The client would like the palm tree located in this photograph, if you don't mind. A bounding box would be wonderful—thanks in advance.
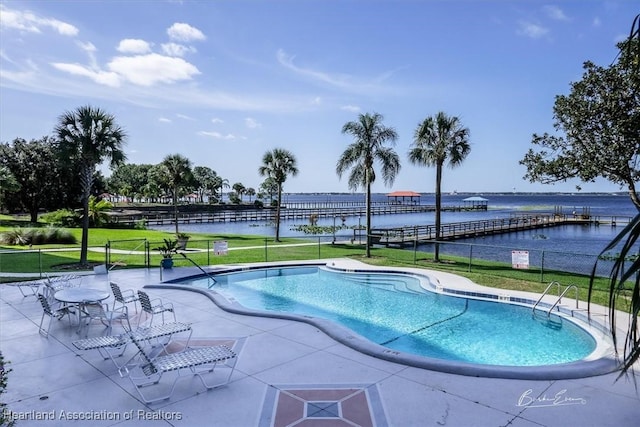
[87,195,113,227]
[56,105,126,266]
[212,175,230,203]
[408,111,470,262]
[258,148,298,241]
[232,182,246,202]
[160,154,193,235]
[337,112,400,257]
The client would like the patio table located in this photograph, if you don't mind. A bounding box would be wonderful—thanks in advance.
[55,288,110,330]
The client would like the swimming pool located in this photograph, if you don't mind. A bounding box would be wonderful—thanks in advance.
[176,264,615,379]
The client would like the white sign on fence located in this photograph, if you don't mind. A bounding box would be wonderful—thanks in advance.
[511,250,529,269]
[214,240,228,255]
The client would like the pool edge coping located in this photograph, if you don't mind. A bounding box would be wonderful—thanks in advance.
[147,259,622,380]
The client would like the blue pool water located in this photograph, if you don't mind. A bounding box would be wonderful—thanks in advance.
[184,266,597,367]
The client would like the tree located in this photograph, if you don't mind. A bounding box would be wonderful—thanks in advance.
[87,195,113,227]
[258,148,298,241]
[408,112,470,262]
[192,166,218,203]
[211,175,230,203]
[520,37,640,210]
[0,137,68,222]
[336,112,400,257]
[0,165,20,212]
[160,154,193,235]
[258,177,278,205]
[56,106,127,265]
[232,182,246,202]
[245,187,256,202]
[588,13,640,379]
[108,163,152,202]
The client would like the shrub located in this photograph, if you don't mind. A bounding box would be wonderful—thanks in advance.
[39,209,80,227]
[0,351,15,427]
[0,227,76,245]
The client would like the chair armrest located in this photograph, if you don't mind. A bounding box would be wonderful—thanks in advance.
[121,288,137,298]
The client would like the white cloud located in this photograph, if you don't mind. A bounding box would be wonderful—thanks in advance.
[107,53,200,86]
[161,42,196,57]
[177,113,195,120]
[0,5,79,36]
[158,117,172,123]
[244,117,261,129]
[51,62,120,87]
[341,105,360,113]
[211,118,224,123]
[592,17,601,27]
[117,39,152,54]
[197,131,236,140]
[517,21,549,39]
[277,49,350,88]
[543,5,569,21]
[167,23,205,42]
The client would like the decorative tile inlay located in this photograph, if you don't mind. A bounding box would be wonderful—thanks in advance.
[306,401,340,418]
[260,384,388,427]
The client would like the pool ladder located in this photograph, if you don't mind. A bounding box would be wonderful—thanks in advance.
[532,281,579,318]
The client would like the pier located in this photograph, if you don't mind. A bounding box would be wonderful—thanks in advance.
[110,202,487,226]
[369,214,632,247]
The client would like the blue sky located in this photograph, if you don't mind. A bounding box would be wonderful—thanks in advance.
[0,1,636,194]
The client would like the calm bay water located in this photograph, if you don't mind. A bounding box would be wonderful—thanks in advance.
[153,193,638,256]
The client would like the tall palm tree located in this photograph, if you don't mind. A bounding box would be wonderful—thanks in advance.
[258,148,298,241]
[212,175,230,203]
[160,154,193,235]
[408,111,470,262]
[337,112,400,257]
[56,105,127,266]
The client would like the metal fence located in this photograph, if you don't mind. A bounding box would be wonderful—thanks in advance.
[0,235,616,283]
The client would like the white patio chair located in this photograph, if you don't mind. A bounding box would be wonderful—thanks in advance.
[36,293,73,337]
[137,290,176,327]
[119,330,236,403]
[110,282,139,313]
[79,301,131,337]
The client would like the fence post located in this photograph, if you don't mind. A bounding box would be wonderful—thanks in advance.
[264,238,268,262]
[145,240,150,268]
[105,242,110,267]
[413,237,417,264]
[207,240,210,266]
[468,245,473,272]
[540,250,545,283]
[39,249,43,277]
[318,237,321,259]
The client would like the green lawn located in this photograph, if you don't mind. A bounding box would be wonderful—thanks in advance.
[0,223,627,310]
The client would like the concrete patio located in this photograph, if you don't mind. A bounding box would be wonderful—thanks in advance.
[1,259,639,426]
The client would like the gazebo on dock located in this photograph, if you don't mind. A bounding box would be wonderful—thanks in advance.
[462,196,488,210]
[387,190,421,205]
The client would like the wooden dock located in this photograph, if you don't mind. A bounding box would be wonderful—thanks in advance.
[369,214,631,247]
[110,202,487,226]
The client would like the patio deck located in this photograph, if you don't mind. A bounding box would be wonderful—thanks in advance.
[1,259,638,426]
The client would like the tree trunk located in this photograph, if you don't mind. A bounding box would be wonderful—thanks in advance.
[173,186,179,235]
[366,181,372,258]
[79,164,93,266]
[275,185,282,241]
[434,162,443,262]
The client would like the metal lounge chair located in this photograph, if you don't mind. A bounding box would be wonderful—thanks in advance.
[79,301,131,337]
[72,322,192,369]
[110,282,139,313]
[120,330,236,404]
[36,293,73,337]
[137,290,176,327]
